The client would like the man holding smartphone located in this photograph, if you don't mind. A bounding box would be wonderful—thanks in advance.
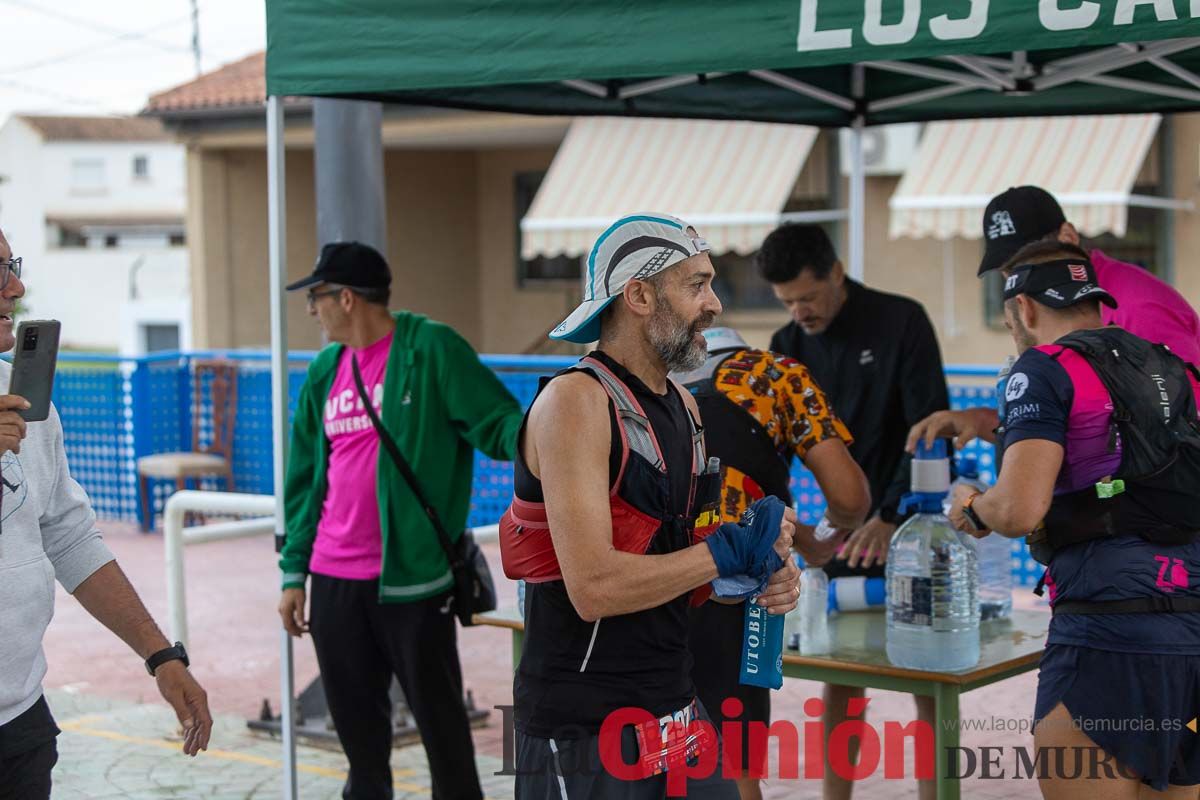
[0,227,212,800]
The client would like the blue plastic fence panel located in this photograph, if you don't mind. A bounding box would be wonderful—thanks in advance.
[52,351,1038,586]
[51,361,139,521]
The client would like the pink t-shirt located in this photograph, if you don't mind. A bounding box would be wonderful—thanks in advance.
[1093,249,1200,366]
[309,331,394,580]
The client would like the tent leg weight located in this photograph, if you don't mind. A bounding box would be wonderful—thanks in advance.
[248,676,490,749]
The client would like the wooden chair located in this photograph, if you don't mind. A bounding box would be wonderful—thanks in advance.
[137,360,238,531]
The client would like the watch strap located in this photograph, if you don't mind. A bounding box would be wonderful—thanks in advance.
[962,493,988,533]
[146,642,189,676]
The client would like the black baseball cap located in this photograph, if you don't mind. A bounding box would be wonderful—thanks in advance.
[978,186,1067,276]
[1002,258,1118,310]
[285,241,391,291]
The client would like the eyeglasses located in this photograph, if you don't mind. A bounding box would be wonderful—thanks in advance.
[305,287,343,308]
[0,257,21,291]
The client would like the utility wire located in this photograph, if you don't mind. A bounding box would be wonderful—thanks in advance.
[0,15,193,75]
[0,0,191,55]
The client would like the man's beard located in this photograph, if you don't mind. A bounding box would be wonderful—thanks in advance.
[1011,314,1037,354]
[648,302,714,373]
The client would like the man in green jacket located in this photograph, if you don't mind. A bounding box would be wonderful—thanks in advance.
[276,241,522,800]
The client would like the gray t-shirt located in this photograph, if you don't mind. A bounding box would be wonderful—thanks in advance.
[0,360,114,726]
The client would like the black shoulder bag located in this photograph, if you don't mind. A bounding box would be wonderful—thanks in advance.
[351,355,496,626]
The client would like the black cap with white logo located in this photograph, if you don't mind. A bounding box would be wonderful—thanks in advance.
[978,186,1067,277]
[286,241,392,291]
[1002,258,1118,310]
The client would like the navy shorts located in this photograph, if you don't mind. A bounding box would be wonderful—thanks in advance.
[1034,644,1200,791]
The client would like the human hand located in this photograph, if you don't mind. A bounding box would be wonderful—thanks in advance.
[154,660,212,756]
[839,516,896,569]
[793,519,846,567]
[278,588,308,637]
[905,407,998,453]
[755,554,801,615]
[0,394,29,455]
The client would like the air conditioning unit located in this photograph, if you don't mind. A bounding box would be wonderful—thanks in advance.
[839,123,922,176]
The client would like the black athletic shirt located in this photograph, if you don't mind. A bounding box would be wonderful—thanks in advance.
[769,279,949,523]
[512,350,699,738]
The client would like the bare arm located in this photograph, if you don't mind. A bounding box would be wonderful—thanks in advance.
[948,439,1063,537]
[72,561,212,755]
[803,438,870,530]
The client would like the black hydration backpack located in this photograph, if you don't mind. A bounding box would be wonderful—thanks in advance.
[1029,327,1200,566]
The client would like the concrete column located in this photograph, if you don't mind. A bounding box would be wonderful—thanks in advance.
[313,98,387,252]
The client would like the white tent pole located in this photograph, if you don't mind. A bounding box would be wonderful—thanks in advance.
[266,93,298,800]
[848,65,865,282]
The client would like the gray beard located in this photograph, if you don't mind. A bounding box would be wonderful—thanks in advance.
[649,307,709,373]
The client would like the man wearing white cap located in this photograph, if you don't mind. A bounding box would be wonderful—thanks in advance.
[499,214,805,796]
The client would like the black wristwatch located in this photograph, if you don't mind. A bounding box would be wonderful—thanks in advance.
[145,642,189,676]
[961,493,989,533]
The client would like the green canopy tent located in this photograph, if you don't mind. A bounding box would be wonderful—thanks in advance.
[260,2,1200,794]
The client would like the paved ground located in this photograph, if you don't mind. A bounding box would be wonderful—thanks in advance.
[41,520,1056,798]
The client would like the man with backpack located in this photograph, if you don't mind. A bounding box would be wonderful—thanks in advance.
[945,240,1200,797]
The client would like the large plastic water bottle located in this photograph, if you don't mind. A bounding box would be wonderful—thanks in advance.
[886,440,980,671]
[946,457,1012,621]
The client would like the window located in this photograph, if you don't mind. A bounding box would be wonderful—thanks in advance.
[981,203,1165,329]
[144,324,180,353]
[132,155,150,181]
[710,252,779,311]
[514,171,583,284]
[57,227,87,248]
[70,158,106,193]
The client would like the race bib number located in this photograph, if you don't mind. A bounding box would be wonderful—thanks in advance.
[632,698,715,776]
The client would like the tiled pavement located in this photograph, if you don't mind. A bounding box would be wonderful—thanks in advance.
[43,521,1052,798]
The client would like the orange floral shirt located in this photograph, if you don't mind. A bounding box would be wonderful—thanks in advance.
[712,349,852,522]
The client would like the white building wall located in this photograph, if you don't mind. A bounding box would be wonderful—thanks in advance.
[0,117,189,354]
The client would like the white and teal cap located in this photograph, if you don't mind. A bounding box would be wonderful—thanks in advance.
[550,212,710,344]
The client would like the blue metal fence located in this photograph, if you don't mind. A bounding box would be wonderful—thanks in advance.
[50,351,1037,585]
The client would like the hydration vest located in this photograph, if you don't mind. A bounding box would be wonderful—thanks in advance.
[1025,328,1200,613]
[499,356,721,603]
[675,348,794,508]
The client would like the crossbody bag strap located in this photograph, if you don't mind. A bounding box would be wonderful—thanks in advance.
[351,354,462,570]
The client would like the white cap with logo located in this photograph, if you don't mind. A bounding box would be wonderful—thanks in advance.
[549,212,710,344]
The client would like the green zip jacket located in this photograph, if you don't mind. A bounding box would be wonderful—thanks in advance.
[279,311,522,602]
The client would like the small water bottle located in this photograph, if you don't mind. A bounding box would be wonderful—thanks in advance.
[517,579,526,619]
[783,555,804,650]
[797,517,837,655]
[886,439,980,671]
[946,456,1012,621]
[799,566,831,655]
[828,576,887,612]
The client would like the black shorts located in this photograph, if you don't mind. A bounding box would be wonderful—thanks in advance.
[514,700,738,799]
[688,600,770,777]
[1035,644,1200,791]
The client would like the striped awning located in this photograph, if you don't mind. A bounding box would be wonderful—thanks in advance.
[889,115,1162,240]
[521,117,821,258]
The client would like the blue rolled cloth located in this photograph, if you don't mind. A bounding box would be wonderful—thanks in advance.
[704,496,787,598]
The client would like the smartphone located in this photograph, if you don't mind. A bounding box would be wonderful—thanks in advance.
[9,320,60,422]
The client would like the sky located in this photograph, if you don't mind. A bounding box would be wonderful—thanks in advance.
[0,0,266,124]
